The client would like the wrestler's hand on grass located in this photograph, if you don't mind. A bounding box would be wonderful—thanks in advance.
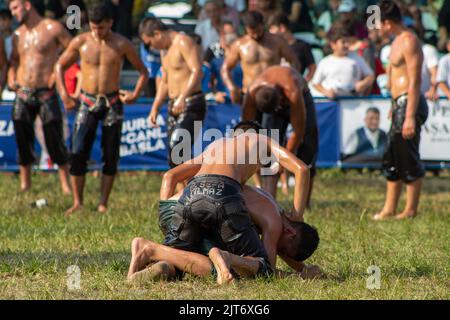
[119,90,137,104]
[300,264,323,280]
[172,96,186,116]
[148,108,159,128]
[402,116,416,140]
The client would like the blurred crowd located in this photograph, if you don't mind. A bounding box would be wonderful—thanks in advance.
[1,0,450,100]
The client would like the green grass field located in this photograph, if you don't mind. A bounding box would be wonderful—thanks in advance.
[0,170,448,300]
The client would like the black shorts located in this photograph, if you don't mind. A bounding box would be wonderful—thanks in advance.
[296,91,318,177]
[167,93,206,168]
[163,174,273,277]
[70,91,123,176]
[12,87,68,166]
[382,94,428,183]
[159,200,217,257]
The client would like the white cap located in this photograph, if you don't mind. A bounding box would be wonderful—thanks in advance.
[338,0,356,13]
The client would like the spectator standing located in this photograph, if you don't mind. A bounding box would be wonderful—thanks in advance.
[107,0,134,39]
[334,0,368,40]
[438,0,450,51]
[282,0,314,33]
[204,21,242,103]
[197,0,246,12]
[139,42,161,98]
[268,13,316,82]
[0,9,12,57]
[311,28,374,98]
[437,39,450,99]
[198,0,241,30]
[255,0,281,27]
[316,0,340,37]
[139,17,162,98]
[195,0,221,52]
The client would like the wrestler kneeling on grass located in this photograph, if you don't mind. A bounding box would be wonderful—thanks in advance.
[127,122,321,285]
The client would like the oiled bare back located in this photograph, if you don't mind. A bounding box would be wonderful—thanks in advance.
[195,133,265,183]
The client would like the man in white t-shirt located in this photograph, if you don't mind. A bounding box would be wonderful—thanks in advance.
[311,28,374,99]
[421,43,439,99]
[437,39,450,100]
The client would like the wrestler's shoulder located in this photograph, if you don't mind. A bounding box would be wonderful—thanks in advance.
[41,18,66,33]
[69,32,90,46]
[175,33,195,47]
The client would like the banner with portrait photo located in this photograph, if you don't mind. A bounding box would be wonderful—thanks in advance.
[340,98,391,166]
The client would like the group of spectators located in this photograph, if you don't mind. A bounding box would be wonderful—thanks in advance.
[0,0,450,101]
[137,0,450,101]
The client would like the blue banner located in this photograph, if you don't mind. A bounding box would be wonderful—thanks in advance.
[0,100,345,171]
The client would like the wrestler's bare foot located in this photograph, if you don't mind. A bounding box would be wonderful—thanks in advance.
[128,261,175,284]
[127,237,155,279]
[395,211,417,220]
[372,210,395,221]
[208,248,234,285]
[62,186,72,195]
[97,204,108,213]
[128,237,144,279]
[20,186,30,192]
[65,204,82,216]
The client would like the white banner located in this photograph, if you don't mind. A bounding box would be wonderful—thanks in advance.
[421,99,450,161]
[340,98,450,163]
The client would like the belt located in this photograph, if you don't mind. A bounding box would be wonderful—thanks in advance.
[17,87,55,101]
[170,92,204,104]
[80,91,120,110]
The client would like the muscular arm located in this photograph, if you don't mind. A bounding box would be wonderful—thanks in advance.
[0,37,7,94]
[221,41,240,93]
[267,137,309,221]
[7,33,19,91]
[160,156,202,200]
[241,83,259,120]
[178,35,203,101]
[54,21,73,49]
[243,187,282,269]
[283,78,306,152]
[123,39,149,101]
[403,34,424,137]
[151,67,169,113]
[55,36,82,100]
